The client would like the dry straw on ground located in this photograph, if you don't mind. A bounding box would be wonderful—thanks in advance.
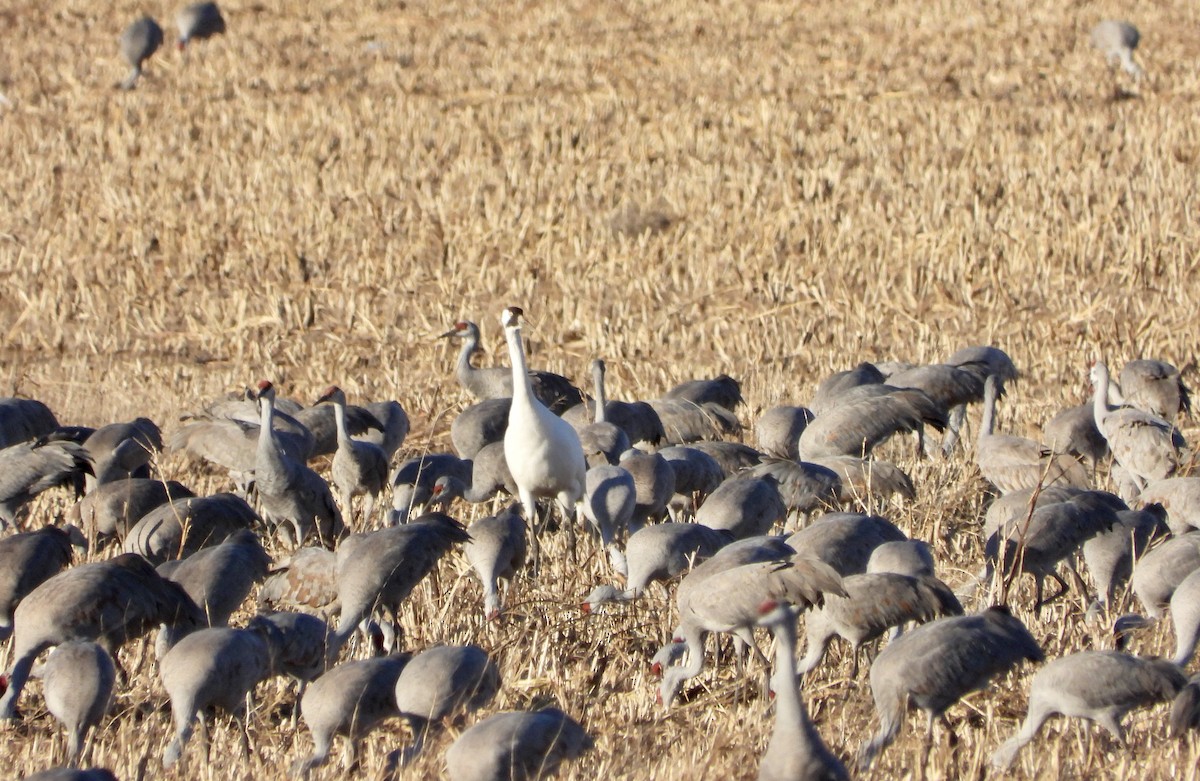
[1,0,1200,778]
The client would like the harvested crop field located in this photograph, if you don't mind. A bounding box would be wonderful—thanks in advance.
[2,0,1200,778]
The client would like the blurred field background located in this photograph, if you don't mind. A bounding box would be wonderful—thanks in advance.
[2,0,1200,777]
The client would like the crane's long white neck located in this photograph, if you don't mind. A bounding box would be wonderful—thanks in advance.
[332,399,351,448]
[592,361,608,424]
[1092,363,1112,429]
[978,374,999,443]
[258,393,277,452]
[769,609,815,743]
[504,324,536,407]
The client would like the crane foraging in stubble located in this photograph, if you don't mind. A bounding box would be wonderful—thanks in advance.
[857,606,1043,771]
[464,504,527,620]
[444,707,592,781]
[314,386,389,526]
[176,2,225,50]
[500,307,587,567]
[1092,362,1186,499]
[41,641,116,766]
[254,381,344,548]
[755,600,849,781]
[117,16,163,90]
[0,525,79,641]
[991,650,1185,769]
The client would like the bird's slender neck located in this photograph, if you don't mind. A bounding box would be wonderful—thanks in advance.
[504,325,536,406]
[455,328,481,381]
[979,375,998,442]
[258,394,276,449]
[332,400,351,447]
[1092,363,1111,428]
[768,610,812,741]
[592,363,608,424]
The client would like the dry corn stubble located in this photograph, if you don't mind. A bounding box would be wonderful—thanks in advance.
[2,0,1200,777]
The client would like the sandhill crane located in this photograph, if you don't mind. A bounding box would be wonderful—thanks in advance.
[69,478,193,546]
[659,554,844,707]
[756,406,814,460]
[663,375,743,410]
[1117,360,1190,423]
[0,553,203,719]
[984,490,1122,611]
[292,401,387,460]
[809,363,885,416]
[451,398,510,460]
[798,573,962,677]
[500,307,586,566]
[117,16,163,89]
[330,513,470,658]
[785,513,908,576]
[648,397,740,444]
[867,539,935,577]
[581,523,732,612]
[976,374,1090,494]
[1170,673,1200,736]
[618,450,674,530]
[23,769,118,781]
[982,485,1087,540]
[1136,477,1200,535]
[464,504,527,620]
[657,445,724,517]
[391,645,500,765]
[155,529,271,655]
[562,389,666,448]
[123,492,259,565]
[991,650,1184,769]
[42,641,115,765]
[1044,404,1109,472]
[755,601,849,781]
[425,448,517,509]
[857,607,1043,770]
[441,320,585,413]
[886,363,984,455]
[577,360,630,466]
[743,459,840,519]
[0,525,78,641]
[581,464,635,575]
[356,400,409,461]
[811,455,915,507]
[799,385,947,460]
[254,381,344,547]
[314,386,388,525]
[1091,362,1185,498]
[257,611,332,724]
[176,1,225,50]
[1166,568,1200,666]
[1090,20,1144,82]
[0,439,91,528]
[0,397,60,448]
[258,546,339,617]
[160,620,284,768]
[444,707,592,781]
[388,453,473,524]
[1131,532,1200,617]
[292,653,412,776]
[947,345,1020,389]
[695,475,787,540]
[81,418,162,491]
[690,440,764,476]
[1081,506,1168,609]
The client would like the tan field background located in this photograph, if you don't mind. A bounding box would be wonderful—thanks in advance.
[2,0,1200,777]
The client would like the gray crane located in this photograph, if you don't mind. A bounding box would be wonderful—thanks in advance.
[122,492,258,565]
[755,405,814,460]
[451,398,509,460]
[0,439,92,528]
[1117,359,1189,423]
[0,525,78,641]
[857,606,1043,770]
[1090,20,1144,82]
[663,374,743,410]
[811,455,915,506]
[695,474,787,539]
[1081,506,1168,609]
[798,572,962,677]
[291,653,412,777]
[1091,362,1185,498]
[618,449,675,530]
[577,360,631,466]
[0,553,203,719]
[885,363,984,455]
[176,2,225,50]
[159,620,284,768]
[117,17,163,89]
[581,464,635,575]
[785,512,908,576]
[1043,403,1109,472]
[1136,477,1200,535]
[1131,532,1200,617]
[0,397,60,448]
[69,478,193,546]
[991,650,1184,769]
[81,418,162,491]
[800,383,947,460]
[1170,673,1200,736]
[809,363,885,416]
[464,504,527,620]
[257,611,332,724]
[41,641,115,765]
[441,320,585,413]
[315,386,389,526]
[867,540,935,577]
[743,459,841,519]
[647,397,740,444]
[444,707,592,781]
[357,400,409,461]
[253,381,344,547]
[388,452,473,524]
[391,644,500,765]
[755,601,848,781]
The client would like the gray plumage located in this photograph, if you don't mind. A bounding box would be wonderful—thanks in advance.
[798,572,963,676]
[992,650,1184,768]
[577,360,630,466]
[0,553,203,719]
[982,485,1088,540]
[357,400,409,461]
[866,540,935,577]
[169,406,313,486]
[0,526,77,641]
[1131,532,1200,617]
[1170,673,1200,736]
[756,405,814,460]
[1081,506,1169,607]
[81,418,161,490]
[0,440,91,528]
[176,1,225,48]
[1168,568,1200,666]
[562,394,665,448]
[464,504,527,619]
[155,529,272,655]
[294,401,386,460]
[812,455,915,504]
[441,320,585,414]
[257,546,339,617]
[857,607,1043,770]
[799,384,947,460]
[451,398,510,460]
[330,513,470,656]
[122,492,258,565]
[809,363,885,416]
[392,645,500,764]
[658,444,726,513]
[1091,362,1185,498]
[744,459,841,517]
[316,386,389,526]
[695,475,787,539]
[1137,477,1200,535]
[617,449,675,529]
[1044,403,1109,470]
[292,653,411,777]
[663,374,743,410]
[1118,359,1189,423]
[444,707,592,781]
[1090,20,1144,81]
[946,346,1019,389]
[755,602,848,781]
[785,513,908,576]
[253,381,344,547]
[688,440,764,477]
[0,397,59,448]
[582,464,635,574]
[887,363,984,455]
[42,641,115,765]
[159,621,283,768]
[648,397,741,444]
[68,478,193,545]
[389,453,473,523]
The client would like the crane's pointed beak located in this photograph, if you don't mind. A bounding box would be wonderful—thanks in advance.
[437,328,458,339]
